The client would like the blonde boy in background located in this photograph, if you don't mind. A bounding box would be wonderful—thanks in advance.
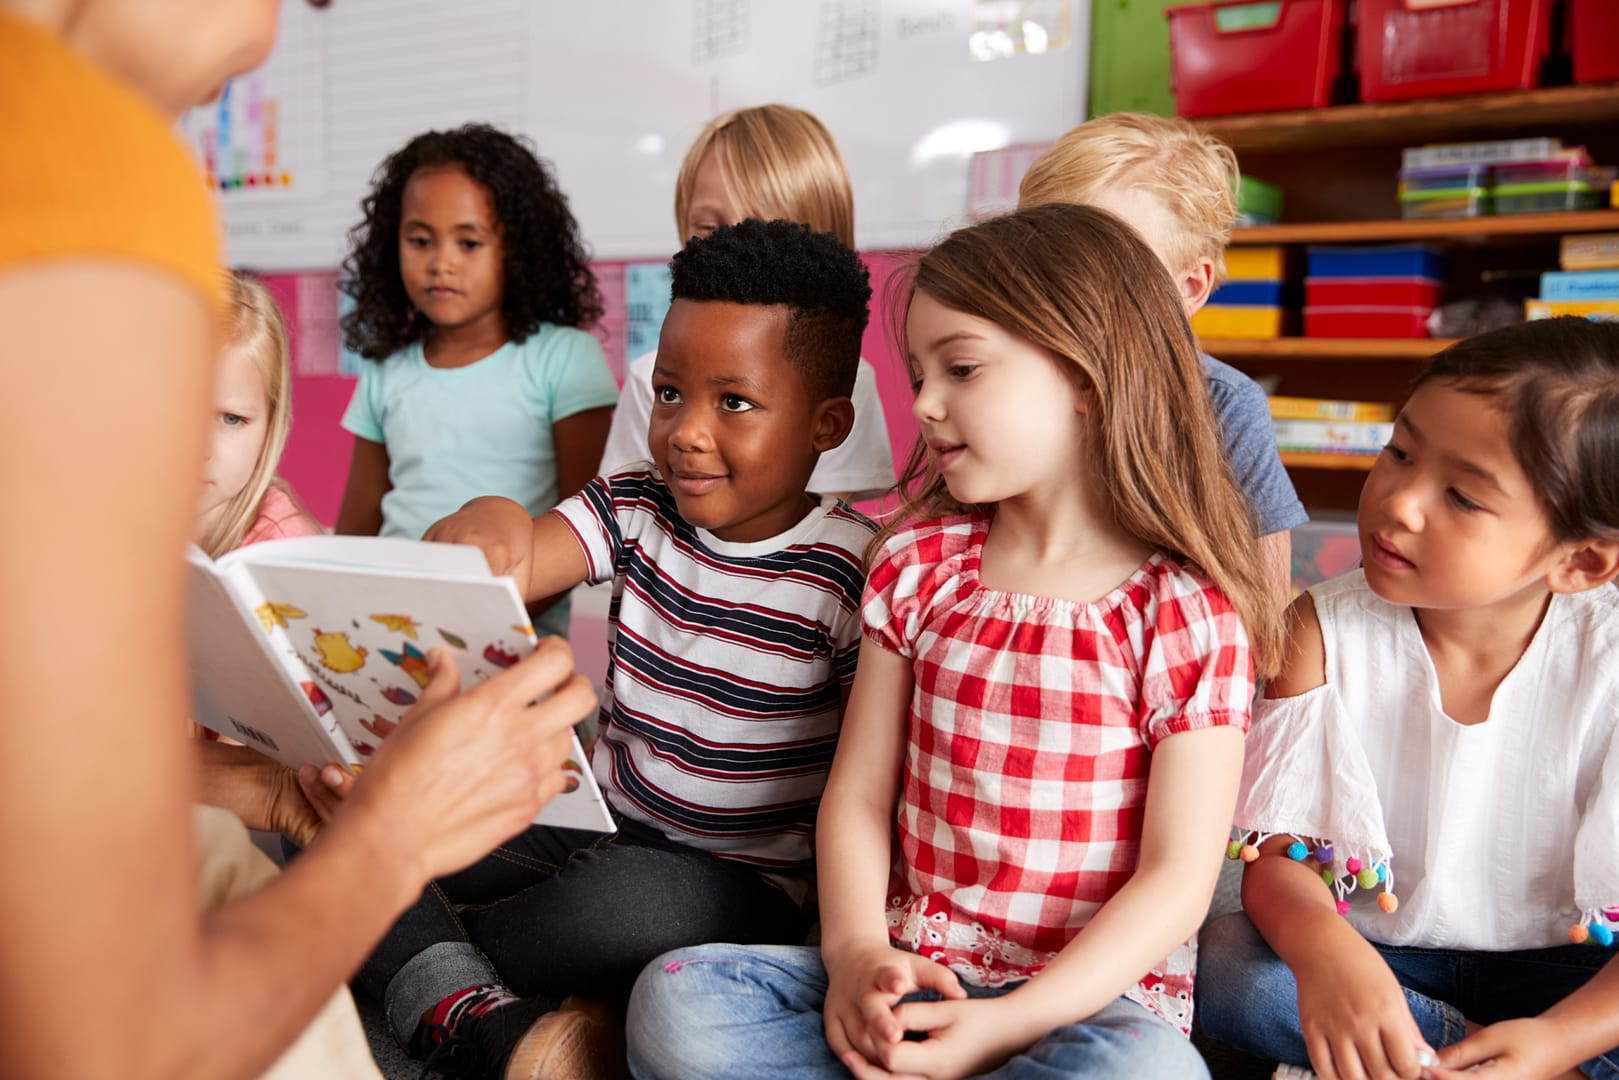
[600,104,894,502]
[1019,112,1305,605]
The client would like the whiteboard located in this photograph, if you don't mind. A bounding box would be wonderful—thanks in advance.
[190,0,1089,269]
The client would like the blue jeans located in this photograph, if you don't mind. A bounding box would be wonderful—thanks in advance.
[625,943,1210,1080]
[1197,913,1619,1080]
[348,817,809,1048]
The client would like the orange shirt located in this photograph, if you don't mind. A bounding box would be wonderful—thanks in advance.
[0,13,221,306]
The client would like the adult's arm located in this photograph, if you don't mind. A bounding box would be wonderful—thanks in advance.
[0,263,593,1080]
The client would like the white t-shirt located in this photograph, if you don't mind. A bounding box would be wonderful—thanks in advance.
[1234,570,1619,951]
[600,349,896,501]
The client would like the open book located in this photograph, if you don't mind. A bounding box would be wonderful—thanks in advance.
[186,535,613,833]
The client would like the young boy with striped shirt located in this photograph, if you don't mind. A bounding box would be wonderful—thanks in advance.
[364,218,879,1080]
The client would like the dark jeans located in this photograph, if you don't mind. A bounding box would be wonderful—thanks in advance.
[1197,912,1619,1079]
[350,816,810,1046]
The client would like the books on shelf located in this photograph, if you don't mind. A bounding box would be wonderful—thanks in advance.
[1401,137,1562,171]
[1539,270,1619,300]
[1561,233,1619,271]
[1525,298,1619,322]
[1268,396,1396,422]
[1273,419,1394,455]
[186,535,615,833]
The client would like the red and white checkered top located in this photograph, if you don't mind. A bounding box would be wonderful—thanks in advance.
[863,514,1253,1034]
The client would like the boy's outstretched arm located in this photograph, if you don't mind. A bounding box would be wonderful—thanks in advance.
[819,639,964,1076]
[425,497,589,604]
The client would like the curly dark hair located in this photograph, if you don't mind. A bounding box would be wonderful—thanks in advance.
[668,219,870,401]
[340,123,603,360]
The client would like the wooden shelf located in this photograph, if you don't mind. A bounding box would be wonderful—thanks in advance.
[1231,210,1619,245]
[1196,84,1619,154]
[1200,337,1455,360]
[1278,452,1379,471]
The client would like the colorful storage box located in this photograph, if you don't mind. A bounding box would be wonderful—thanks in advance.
[1357,0,1553,103]
[1397,164,1492,194]
[1570,0,1619,85]
[1397,186,1492,220]
[1208,279,1286,306]
[1495,180,1611,215]
[1306,245,1445,280]
[1168,0,1348,117]
[1236,174,1284,225]
[1304,307,1433,338]
[1225,246,1288,279]
[1191,304,1287,339]
[1305,278,1444,308]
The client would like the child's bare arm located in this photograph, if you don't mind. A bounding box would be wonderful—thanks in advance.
[335,436,390,536]
[1428,942,1619,1078]
[425,498,589,603]
[819,640,962,1071]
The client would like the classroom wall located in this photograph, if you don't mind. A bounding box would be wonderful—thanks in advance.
[273,0,1165,526]
[1087,0,1176,118]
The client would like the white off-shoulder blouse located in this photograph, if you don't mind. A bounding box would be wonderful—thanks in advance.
[1233,570,1619,951]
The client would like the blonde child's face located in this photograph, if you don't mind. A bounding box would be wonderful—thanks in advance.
[681,150,750,243]
[196,344,270,538]
[1359,381,1562,612]
[1082,187,1211,317]
[907,290,1088,508]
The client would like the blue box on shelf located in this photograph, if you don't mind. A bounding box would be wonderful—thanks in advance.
[1207,279,1286,306]
[1306,244,1446,280]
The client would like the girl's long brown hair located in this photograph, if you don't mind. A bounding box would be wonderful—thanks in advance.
[878,203,1282,677]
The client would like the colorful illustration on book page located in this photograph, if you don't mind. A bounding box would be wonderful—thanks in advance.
[257,601,306,632]
[239,565,544,775]
[380,640,430,687]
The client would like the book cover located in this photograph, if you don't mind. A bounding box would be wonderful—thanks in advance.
[1272,419,1393,453]
[1268,396,1396,422]
[186,536,614,833]
[1539,270,1619,302]
[1525,298,1619,322]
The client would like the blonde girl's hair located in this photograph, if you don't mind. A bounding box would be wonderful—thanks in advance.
[198,271,295,559]
[879,203,1282,677]
[1017,112,1239,284]
[673,104,855,247]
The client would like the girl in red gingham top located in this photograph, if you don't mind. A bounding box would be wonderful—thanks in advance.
[813,204,1284,1080]
[624,206,1284,1080]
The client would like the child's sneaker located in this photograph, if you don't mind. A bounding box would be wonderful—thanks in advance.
[1272,1066,1319,1079]
[420,995,614,1080]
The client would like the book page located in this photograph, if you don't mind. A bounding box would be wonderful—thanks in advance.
[186,554,358,770]
[236,557,613,833]
[219,535,493,578]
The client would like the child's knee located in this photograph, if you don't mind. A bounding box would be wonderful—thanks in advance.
[1195,913,1295,1045]
[625,946,751,1078]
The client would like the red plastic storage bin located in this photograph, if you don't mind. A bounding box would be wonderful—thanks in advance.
[1168,0,1347,117]
[1571,0,1619,85]
[1357,0,1552,103]
[1305,278,1444,308]
[1305,307,1434,338]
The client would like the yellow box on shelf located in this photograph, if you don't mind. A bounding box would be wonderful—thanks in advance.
[1191,305,1284,340]
[1525,298,1619,321]
[1224,245,1286,280]
[1560,233,1619,271]
[1268,396,1396,422]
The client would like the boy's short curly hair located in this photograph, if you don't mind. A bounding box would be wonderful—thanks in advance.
[340,123,602,360]
[669,219,871,401]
